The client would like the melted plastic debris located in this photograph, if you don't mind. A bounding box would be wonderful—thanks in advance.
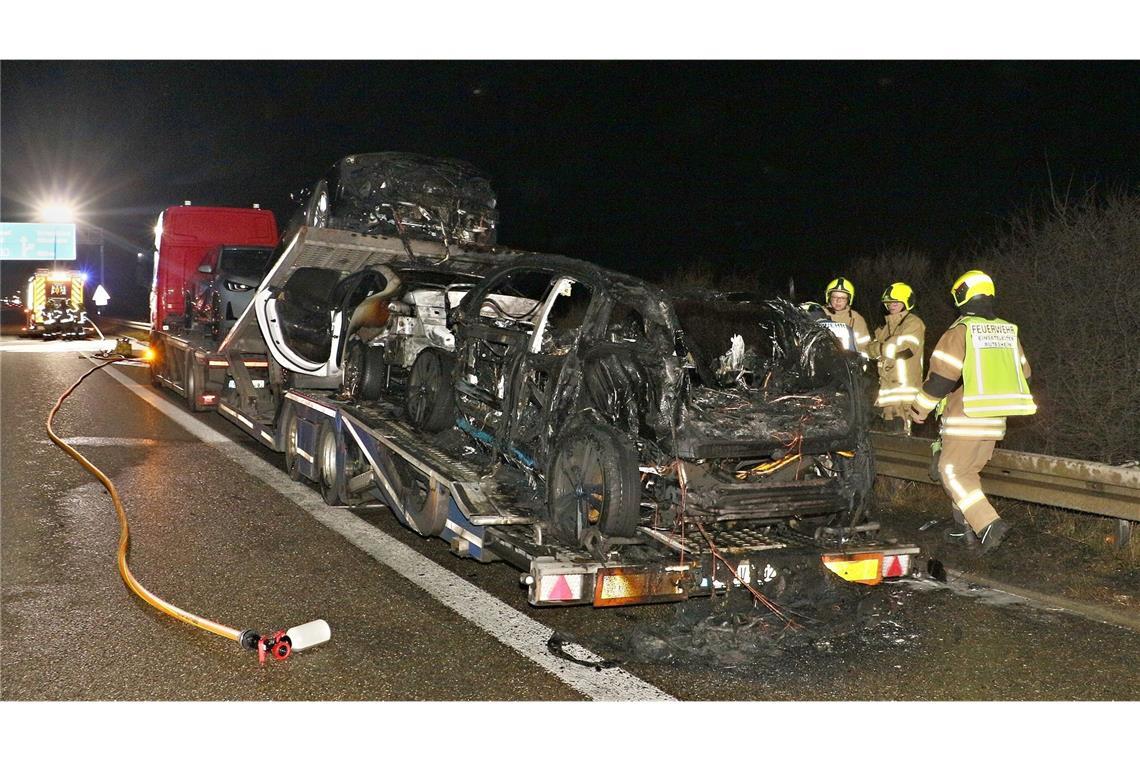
[597,575,919,668]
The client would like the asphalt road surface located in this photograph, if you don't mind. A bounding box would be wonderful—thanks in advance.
[3,336,1138,719]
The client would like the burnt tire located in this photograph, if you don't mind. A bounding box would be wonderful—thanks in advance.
[342,338,386,401]
[405,348,456,433]
[316,420,343,506]
[282,407,304,482]
[547,422,641,543]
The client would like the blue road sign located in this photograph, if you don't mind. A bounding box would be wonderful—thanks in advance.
[0,223,77,260]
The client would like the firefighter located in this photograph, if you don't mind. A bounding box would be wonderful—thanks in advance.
[868,282,925,434]
[909,270,1036,553]
[823,277,870,357]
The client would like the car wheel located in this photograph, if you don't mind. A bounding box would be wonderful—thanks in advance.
[343,338,386,401]
[547,423,641,543]
[282,408,304,482]
[316,420,343,506]
[306,180,329,228]
[405,348,456,433]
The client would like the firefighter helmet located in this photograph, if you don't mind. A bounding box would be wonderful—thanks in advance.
[881,282,915,310]
[825,277,855,305]
[951,270,995,306]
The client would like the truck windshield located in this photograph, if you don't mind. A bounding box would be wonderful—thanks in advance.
[218,247,274,279]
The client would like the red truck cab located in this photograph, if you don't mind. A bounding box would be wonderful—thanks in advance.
[151,204,278,331]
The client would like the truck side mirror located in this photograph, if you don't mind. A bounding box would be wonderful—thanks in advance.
[198,264,213,274]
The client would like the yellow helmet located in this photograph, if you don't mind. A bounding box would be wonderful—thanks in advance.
[951,270,995,306]
[881,282,914,311]
[825,277,855,305]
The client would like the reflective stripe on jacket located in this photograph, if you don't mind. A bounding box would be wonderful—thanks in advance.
[824,307,870,357]
[870,310,926,408]
[955,316,1036,418]
[911,318,1034,440]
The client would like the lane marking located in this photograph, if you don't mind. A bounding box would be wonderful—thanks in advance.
[60,436,164,447]
[0,340,119,353]
[94,361,673,701]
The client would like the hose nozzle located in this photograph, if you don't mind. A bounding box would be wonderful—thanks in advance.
[239,619,331,664]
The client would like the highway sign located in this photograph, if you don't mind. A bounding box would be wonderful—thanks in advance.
[0,223,77,260]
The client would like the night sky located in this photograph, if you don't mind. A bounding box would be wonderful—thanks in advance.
[3,59,1139,314]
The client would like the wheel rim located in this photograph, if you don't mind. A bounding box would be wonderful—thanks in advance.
[308,184,329,228]
[319,428,337,489]
[408,352,440,424]
[552,436,606,530]
[286,415,299,464]
[186,362,197,404]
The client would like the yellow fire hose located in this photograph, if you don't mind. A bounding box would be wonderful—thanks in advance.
[47,355,329,663]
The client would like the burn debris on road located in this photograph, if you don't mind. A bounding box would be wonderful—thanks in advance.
[597,567,919,667]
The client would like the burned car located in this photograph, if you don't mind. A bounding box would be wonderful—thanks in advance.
[282,152,499,248]
[338,265,484,401]
[254,257,507,400]
[406,256,876,547]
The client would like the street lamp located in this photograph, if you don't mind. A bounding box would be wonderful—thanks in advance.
[35,200,77,268]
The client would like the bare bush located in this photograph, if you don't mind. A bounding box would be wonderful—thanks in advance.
[978,188,1140,464]
[848,247,948,332]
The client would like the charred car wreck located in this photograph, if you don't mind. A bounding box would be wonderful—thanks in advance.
[283,151,499,248]
[406,255,876,550]
[227,216,914,606]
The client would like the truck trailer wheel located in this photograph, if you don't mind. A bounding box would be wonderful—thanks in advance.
[547,422,641,543]
[405,348,456,433]
[376,454,448,536]
[282,408,304,482]
[149,340,163,387]
[316,420,344,506]
[185,356,206,413]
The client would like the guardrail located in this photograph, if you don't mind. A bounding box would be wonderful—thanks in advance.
[97,317,151,333]
[871,432,1140,544]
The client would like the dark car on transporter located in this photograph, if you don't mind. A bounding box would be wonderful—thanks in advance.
[404,255,877,549]
[281,151,499,249]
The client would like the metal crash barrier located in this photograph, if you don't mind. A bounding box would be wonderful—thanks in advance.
[871,432,1140,546]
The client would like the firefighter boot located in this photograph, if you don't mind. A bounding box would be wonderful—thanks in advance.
[978,518,1012,555]
[943,510,979,547]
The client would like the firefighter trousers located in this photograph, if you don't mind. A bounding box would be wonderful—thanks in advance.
[937,438,1000,534]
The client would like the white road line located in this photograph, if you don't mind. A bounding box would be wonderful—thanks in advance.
[0,340,118,353]
[60,436,164,447]
[94,361,673,701]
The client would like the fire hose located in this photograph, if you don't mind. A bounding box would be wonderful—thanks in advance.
[47,355,330,663]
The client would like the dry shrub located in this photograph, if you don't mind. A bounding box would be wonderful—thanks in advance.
[657,259,758,293]
[848,247,950,333]
[978,188,1140,464]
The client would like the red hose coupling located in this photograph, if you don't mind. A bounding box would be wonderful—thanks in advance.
[239,628,292,665]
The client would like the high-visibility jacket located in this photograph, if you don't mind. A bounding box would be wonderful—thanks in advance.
[957,316,1036,417]
[869,310,925,410]
[823,307,870,357]
[911,316,1034,440]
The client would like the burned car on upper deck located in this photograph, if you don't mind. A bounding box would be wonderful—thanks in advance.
[406,256,876,548]
[282,152,499,248]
